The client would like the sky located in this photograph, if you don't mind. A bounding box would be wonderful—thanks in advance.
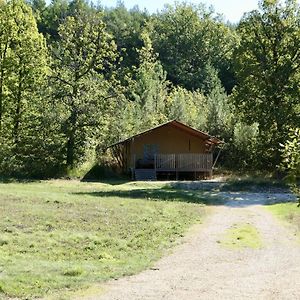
[100,0,259,23]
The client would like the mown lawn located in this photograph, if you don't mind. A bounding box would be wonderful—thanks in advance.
[0,180,214,299]
[266,202,300,237]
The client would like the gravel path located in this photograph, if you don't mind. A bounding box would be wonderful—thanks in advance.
[84,191,300,300]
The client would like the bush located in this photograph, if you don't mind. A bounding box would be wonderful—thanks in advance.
[281,128,300,205]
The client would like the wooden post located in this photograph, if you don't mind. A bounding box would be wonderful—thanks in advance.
[132,154,136,180]
[212,144,224,169]
[175,154,178,180]
[154,154,157,179]
[134,154,136,168]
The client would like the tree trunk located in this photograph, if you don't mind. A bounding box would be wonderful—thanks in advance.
[0,68,3,132]
[66,108,77,168]
[13,68,24,145]
[0,42,8,133]
[273,94,286,167]
[66,129,75,168]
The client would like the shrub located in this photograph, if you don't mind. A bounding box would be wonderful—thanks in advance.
[281,128,300,205]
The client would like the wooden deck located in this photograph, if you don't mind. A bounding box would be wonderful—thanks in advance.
[133,153,213,171]
[133,153,213,180]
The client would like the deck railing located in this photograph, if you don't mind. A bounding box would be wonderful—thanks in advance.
[155,153,213,171]
[155,154,176,170]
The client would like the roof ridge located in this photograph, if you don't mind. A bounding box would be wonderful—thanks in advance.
[106,119,223,149]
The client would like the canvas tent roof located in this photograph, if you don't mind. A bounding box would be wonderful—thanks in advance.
[107,120,223,149]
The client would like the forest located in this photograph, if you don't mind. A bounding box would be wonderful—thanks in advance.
[0,0,299,180]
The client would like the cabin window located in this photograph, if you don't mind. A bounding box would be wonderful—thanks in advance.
[143,144,159,160]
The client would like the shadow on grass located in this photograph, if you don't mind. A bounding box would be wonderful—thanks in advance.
[73,188,225,205]
[0,177,39,184]
[220,178,289,192]
[81,179,131,186]
[168,181,225,192]
[81,164,130,184]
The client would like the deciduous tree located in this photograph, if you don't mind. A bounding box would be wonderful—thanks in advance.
[152,3,236,92]
[50,9,118,169]
[0,0,48,175]
[234,0,300,168]
[281,128,300,205]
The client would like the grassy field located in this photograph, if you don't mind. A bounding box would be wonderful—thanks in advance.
[266,202,300,238]
[220,176,288,192]
[0,180,216,299]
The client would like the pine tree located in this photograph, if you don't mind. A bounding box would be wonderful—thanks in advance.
[167,87,207,130]
[131,30,169,131]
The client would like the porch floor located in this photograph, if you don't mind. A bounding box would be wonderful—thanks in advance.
[134,169,212,181]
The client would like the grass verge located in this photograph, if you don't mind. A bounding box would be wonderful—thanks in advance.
[219,223,263,249]
[0,180,213,299]
[220,176,288,192]
[265,203,300,240]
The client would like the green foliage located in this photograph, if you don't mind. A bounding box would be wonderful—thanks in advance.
[0,0,50,177]
[281,128,300,204]
[231,122,259,168]
[234,0,300,168]
[282,128,300,179]
[30,0,92,41]
[152,2,237,92]
[234,123,259,148]
[50,9,118,169]
[131,30,168,128]
[104,2,149,75]
[205,75,233,139]
[1,0,299,177]
[111,29,169,141]
[167,87,207,129]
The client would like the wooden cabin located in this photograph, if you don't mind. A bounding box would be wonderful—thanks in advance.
[107,120,222,181]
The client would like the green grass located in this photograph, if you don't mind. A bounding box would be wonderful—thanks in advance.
[221,176,288,192]
[266,202,300,238]
[219,223,263,249]
[0,180,214,299]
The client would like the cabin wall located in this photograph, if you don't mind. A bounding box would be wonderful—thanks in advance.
[127,124,209,167]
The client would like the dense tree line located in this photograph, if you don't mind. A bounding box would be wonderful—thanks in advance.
[0,0,299,178]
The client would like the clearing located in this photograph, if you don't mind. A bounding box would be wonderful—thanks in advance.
[0,179,299,299]
[0,180,212,299]
[81,182,300,300]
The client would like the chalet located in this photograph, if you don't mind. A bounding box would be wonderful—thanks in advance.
[107,120,223,181]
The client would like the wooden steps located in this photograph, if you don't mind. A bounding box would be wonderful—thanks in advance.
[135,169,157,181]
